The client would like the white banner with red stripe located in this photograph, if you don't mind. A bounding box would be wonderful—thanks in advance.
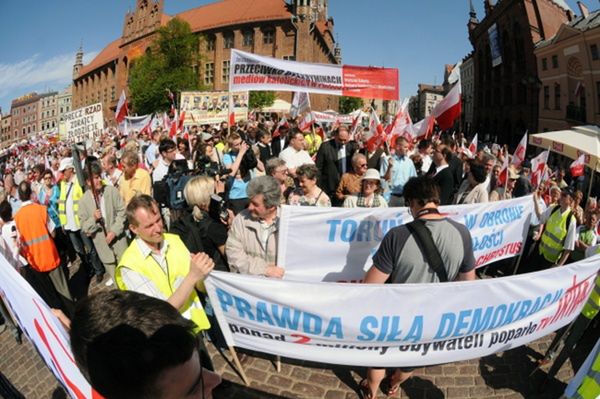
[229,49,399,100]
[205,258,599,367]
[278,196,533,283]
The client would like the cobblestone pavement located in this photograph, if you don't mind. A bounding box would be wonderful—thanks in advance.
[0,272,597,398]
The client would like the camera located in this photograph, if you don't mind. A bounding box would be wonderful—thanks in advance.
[208,194,229,222]
[195,155,232,178]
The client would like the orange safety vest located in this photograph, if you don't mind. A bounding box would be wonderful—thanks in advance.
[14,203,60,272]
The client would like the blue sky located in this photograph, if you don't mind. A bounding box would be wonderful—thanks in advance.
[0,0,589,114]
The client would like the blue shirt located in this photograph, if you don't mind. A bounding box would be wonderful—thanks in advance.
[380,154,416,195]
[223,152,249,200]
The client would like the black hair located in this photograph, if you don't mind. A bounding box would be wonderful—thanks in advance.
[158,138,176,155]
[17,181,32,202]
[82,161,103,182]
[470,162,487,184]
[70,290,198,399]
[403,175,440,206]
[0,200,13,223]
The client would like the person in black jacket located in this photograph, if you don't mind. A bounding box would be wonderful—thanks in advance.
[170,176,231,272]
[431,144,455,205]
[315,126,359,206]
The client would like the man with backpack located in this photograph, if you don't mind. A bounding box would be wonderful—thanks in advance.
[360,176,476,398]
[531,187,577,269]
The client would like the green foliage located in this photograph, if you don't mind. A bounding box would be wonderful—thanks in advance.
[339,96,363,114]
[129,18,202,115]
[249,91,276,111]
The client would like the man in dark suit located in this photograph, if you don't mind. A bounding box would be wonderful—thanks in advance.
[431,145,455,205]
[271,125,289,157]
[315,126,359,206]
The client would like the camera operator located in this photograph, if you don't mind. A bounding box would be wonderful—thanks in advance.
[223,132,263,214]
[170,176,231,272]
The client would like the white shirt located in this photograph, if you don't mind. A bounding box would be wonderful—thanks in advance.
[63,180,79,231]
[152,159,170,182]
[434,164,449,176]
[279,147,314,169]
[420,154,432,175]
[337,144,347,174]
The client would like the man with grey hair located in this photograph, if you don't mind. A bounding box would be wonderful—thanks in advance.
[225,176,284,278]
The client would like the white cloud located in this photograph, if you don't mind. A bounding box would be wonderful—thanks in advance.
[0,50,99,100]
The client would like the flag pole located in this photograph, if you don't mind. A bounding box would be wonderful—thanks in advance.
[586,159,596,201]
[228,91,232,137]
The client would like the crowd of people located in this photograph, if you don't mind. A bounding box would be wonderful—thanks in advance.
[0,114,598,399]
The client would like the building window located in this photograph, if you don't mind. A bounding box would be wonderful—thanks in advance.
[204,62,214,85]
[543,86,550,109]
[243,30,254,46]
[554,83,561,110]
[283,55,296,61]
[206,35,215,51]
[222,60,230,83]
[552,55,559,69]
[223,32,234,49]
[263,29,274,45]
[591,44,599,61]
[542,58,548,71]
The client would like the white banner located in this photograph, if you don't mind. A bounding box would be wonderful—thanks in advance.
[229,49,399,100]
[205,259,599,367]
[0,244,94,397]
[279,196,533,282]
[312,111,354,124]
[180,91,248,125]
[61,103,104,143]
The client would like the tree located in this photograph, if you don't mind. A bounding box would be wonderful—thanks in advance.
[129,18,202,115]
[339,96,363,114]
[249,91,276,111]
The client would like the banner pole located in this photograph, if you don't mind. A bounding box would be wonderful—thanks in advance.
[586,159,596,201]
[228,346,249,386]
[228,91,232,137]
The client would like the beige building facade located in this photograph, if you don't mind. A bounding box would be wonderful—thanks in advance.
[536,7,600,132]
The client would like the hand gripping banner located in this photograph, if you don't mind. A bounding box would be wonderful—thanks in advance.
[229,49,399,101]
[205,258,600,368]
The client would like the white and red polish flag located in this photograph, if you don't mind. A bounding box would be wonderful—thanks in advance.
[349,110,362,140]
[511,133,528,167]
[386,98,414,141]
[272,116,289,138]
[178,111,186,131]
[413,115,435,140]
[115,90,129,123]
[531,150,549,187]
[432,83,461,131]
[169,110,178,138]
[298,112,315,132]
[364,109,386,148]
[570,153,586,177]
[497,155,510,186]
[461,134,478,159]
[290,92,311,119]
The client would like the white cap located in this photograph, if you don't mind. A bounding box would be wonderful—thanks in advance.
[59,157,74,172]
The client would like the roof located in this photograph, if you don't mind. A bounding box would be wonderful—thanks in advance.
[78,38,121,77]
[536,9,600,49]
[177,0,291,32]
[530,125,600,170]
[77,0,293,79]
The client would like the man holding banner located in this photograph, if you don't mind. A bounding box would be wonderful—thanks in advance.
[361,175,476,398]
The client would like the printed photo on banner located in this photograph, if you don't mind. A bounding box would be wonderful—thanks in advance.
[278,196,533,283]
[180,91,248,125]
[204,258,599,368]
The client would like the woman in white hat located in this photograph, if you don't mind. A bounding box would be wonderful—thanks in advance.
[343,168,388,208]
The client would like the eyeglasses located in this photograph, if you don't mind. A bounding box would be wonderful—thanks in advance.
[358,164,367,168]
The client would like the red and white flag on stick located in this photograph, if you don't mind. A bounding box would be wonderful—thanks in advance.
[228,95,235,126]
[272,116,289,138]
[531,150,549,187]
[413,115,435,140]
[570,153,586,177]
[497,155,510,186]
[386,98,414,141]
[115,90,129,123]
[461,134,478,159]
[363,109,386,148]
[432,83,461,131]
[511,132,528,167]
[178,111,186,131]
[168,110,178,138]
[290,92,311,119]
[349,110,362,140]
[298,111,315,132]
